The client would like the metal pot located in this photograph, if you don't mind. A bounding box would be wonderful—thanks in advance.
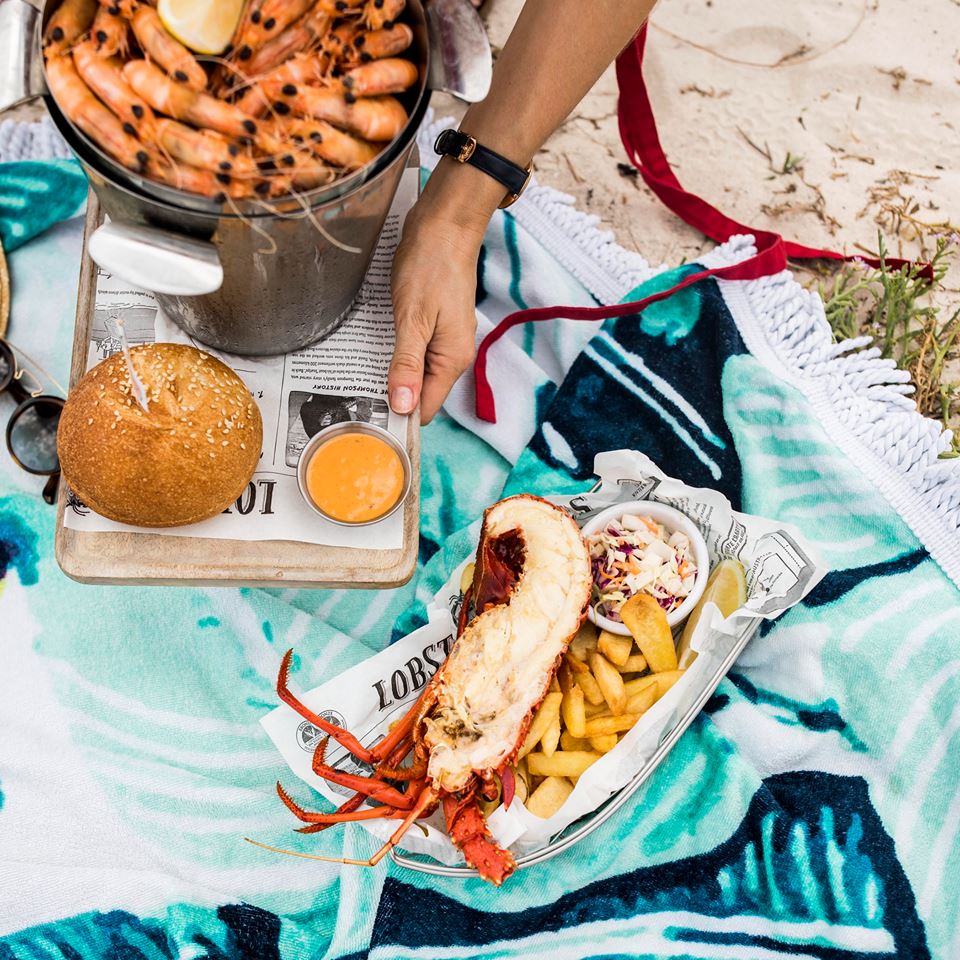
[0,0,491,355]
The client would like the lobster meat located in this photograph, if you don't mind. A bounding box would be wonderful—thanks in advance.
[262,494,592,885]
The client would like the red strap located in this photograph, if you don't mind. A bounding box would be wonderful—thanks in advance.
[473,23,930,423]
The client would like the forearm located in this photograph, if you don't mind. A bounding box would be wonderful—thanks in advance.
[420,0,657,231]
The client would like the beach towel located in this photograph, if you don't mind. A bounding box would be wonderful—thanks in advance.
[1,110,959,960]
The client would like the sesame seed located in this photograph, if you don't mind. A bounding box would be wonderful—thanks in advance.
[88,418,94,425]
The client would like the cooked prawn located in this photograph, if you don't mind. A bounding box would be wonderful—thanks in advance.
[124,59,261,142]
[149,157,260,200]
[45,54,149,174]
[362,0,405,31]
[234,0,315,57]
[286,88,407,141]
[270,117,381,169]
[235,54,326,116]
[72,41,155,141]
[43,0,97,55]
[130,5,207,91]
[346,23,413,65]
[95,0,141,16]
[322,20,361,60]
[90,6,129,58]
[337,57,418,97]
[289,159,336,191]
[155,119,258,178]
[236,6,333,80]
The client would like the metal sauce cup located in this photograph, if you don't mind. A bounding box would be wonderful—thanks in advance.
[297,421,412,526]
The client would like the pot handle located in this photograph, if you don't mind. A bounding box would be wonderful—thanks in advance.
[88,221,224,296]
[0,0,47,114]
[426,0,492,103]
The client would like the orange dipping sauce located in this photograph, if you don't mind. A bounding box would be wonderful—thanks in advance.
[305,432,405,523]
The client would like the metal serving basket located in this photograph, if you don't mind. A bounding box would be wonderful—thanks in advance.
[390,606,763,878]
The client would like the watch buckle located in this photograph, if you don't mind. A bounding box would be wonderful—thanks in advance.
[498,162,534,209]
[456,136,477,163]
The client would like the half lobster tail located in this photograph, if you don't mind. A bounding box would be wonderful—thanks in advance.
[259,495,592,885]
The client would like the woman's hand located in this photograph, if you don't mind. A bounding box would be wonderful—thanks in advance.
[388,200,486,423]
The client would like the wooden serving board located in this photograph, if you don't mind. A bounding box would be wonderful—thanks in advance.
[54,198,420,589]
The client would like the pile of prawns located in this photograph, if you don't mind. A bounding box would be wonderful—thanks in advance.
[43,0,418,201]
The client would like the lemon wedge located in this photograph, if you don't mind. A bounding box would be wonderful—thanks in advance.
[676,558,747,668]
[157,0,245,56]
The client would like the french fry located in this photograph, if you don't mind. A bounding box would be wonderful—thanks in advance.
[620,593,677,672]
[525,775,575,819]
[518,692,562,759]
[527,750,601,779]
[458,562,475,595]
[625,684,659,716]
[565,654,605,705]
[583,713,641,737]
[561,679,587,739]
[542,714,561,757]
[623,674,657,699]
[621,653,648,673]
[585,700,610,718]
[590,651,627,715]
[589,734,619,753]
[568,621,599,661]
[598,630,633,667]
[549,675,561,693]
[560,731,592,751]
[623,669,684,700]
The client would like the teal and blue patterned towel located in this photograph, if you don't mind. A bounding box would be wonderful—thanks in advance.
[1,121,959,960]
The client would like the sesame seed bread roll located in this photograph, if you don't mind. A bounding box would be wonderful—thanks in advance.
[57,343,263,527]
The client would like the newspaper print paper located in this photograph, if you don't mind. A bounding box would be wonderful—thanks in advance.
[62,166,418,549]
[262,449,827,863]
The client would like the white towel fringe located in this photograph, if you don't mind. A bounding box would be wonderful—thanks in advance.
[717,240,960,586]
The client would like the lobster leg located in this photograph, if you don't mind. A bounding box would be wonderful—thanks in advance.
[301,737,417,834]
[375,755,427,781]
[247,787,438,867]
[278,649,376,763]
[297,793,366,833]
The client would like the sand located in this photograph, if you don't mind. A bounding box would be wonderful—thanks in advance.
[471,0,960,418]
[482,0,958,270]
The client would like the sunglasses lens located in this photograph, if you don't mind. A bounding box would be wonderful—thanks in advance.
[0,347,11,390]
[9,398,62,473]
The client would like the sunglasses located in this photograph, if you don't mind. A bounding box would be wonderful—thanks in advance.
[0,339,64,505]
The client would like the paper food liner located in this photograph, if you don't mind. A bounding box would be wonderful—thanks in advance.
[262,449,827,864]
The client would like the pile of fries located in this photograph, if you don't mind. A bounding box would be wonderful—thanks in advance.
[463,552,686,821]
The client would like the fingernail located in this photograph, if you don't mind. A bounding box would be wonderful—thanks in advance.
[391,386,415,414]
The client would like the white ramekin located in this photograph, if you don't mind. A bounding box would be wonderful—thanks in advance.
[581,500,710,635]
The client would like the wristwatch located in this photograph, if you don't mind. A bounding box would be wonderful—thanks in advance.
[433,129,533,209]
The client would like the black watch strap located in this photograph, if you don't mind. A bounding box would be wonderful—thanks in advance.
[433,129,532,208]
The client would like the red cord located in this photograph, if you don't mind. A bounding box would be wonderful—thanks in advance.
[472,24,930,423]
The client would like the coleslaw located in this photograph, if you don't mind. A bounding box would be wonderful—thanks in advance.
[587,513,698,621]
